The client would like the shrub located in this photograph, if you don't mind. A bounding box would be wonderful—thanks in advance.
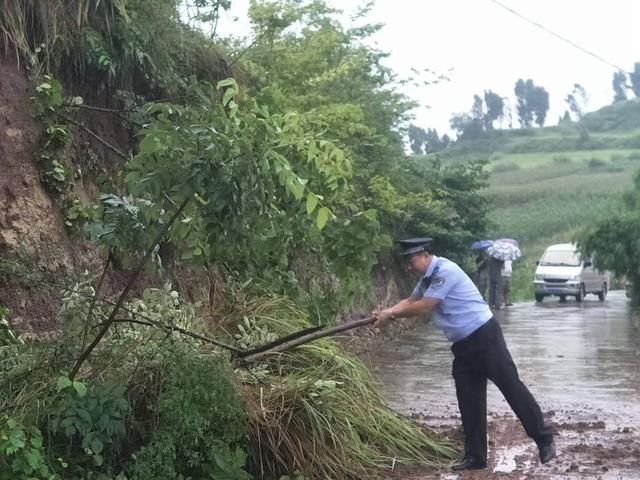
[492,161,520,173]
[48,377,128,472]
[588,158,606,169]
[552,155,571,164]
[127,348,249,479]
[0,417,52,480]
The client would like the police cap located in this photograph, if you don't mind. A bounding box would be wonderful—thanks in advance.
[397,237,433,256]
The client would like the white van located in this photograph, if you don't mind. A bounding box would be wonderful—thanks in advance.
[533,243,609,302]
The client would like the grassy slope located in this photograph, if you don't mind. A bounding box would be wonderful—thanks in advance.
[441,99,640,301]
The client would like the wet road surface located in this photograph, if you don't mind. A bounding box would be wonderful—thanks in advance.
[363,291,640,479]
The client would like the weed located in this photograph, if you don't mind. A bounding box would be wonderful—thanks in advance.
[0,416,53,480]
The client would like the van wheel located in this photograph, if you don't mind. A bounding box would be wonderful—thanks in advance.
[598,283,607,302]
[575,285,586,303]
[535,294,544,302]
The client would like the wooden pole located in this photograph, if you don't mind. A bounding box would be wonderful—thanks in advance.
[238,316,376,362]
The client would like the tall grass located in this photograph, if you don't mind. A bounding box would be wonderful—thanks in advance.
[1,0,115,75]
[230,297,458,479]
[1,0,238,95]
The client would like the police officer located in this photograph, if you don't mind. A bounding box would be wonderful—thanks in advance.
[372,238,555,471]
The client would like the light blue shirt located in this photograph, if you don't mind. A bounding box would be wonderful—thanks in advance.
[411,255,492,343]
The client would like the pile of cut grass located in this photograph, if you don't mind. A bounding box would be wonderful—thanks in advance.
[231,297,458,479]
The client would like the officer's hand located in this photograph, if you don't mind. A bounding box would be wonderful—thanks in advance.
[371,309,394,330]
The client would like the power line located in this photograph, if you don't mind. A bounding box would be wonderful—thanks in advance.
[488,0,628,72]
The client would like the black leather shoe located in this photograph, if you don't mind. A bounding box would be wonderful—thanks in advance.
[451,455,487,471]
[539,440,556,464]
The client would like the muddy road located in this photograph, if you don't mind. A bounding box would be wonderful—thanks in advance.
[364,291,640,479]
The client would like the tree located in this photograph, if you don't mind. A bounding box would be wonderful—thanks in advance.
[558,110,572,125]
[502,98,514,129]
[613,71,628,102]
[564,83,588,120]
[579,171,640,304]
[426,128,448,153]
[630,62,640,97]
[239,0,489,298]
[408,124,428,154]
[514,79,533,128]
[449,112,484,140]
[530,85,550,127]
[408,125,447,154]
[483,90,504,130]
[471,94,484,120]
[514,79,549,127]
[449,93,490,140]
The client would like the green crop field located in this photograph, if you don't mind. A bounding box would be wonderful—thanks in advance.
[441,99,640,301]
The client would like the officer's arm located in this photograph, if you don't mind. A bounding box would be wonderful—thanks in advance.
[372,296,440,327]
[390,297,440,318]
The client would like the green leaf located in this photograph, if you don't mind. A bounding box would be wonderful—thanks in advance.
[56,376,72,392]
[72,381,88,397]
[123,171,140,185]
[77,409,92,423]
[139,134,162,154]
[306,192,318,215]
[363,209,377,222]
[25,449,41,470]
[317,207,330,230]
[307,139,318,162]
[91,437,104,455]
[217,78,236,88]
[289,178,305,201]
[223,88,235,107]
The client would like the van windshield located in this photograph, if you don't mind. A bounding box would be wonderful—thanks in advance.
[540,250,581,267]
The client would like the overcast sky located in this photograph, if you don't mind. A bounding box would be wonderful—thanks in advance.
[213,0,640,134]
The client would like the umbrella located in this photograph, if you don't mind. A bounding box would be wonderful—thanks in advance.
[470,240,494,250]
[496,238,519,247]
[487,239,522,261]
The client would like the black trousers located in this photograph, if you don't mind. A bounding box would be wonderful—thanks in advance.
[451,318,553,461]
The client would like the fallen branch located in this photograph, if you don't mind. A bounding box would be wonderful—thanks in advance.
[110,318,242,353]
[70,104,135,114]
[81,250,112,351]
[70,194,192,378]
[56,111,130,161]
[237,316,376,362]
[0,265,243,355]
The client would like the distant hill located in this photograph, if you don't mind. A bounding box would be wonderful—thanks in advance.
[435,98,640,301]
[581,98,640,132]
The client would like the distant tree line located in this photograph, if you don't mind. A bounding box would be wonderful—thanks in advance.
[611,62,640,103]
[442,78,550,142]
[408,60,640,152]
[407,125,451,155]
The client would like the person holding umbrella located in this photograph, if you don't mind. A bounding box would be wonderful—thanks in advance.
[487,239,522,310]
[372,237,555,471]
[471,240,492,300]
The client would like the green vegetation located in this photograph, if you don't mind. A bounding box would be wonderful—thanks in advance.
[1,0,473,478]
[234,297,456,478]
[439,101,640,301]
[0,275,456,479]
[32,75,73,194]
[579,172,640,305]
